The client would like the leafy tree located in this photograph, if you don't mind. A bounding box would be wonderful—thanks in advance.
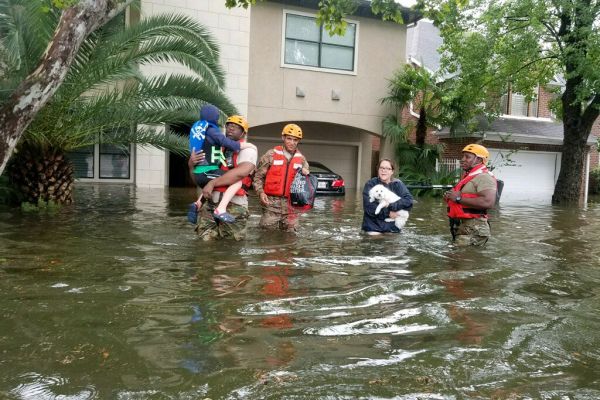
[1,0,235,204]
[418,0,600,204]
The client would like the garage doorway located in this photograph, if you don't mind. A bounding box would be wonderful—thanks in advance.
[489,149,561,203]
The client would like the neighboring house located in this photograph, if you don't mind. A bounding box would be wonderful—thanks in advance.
[404,20,600,203]
[72,0,420,192]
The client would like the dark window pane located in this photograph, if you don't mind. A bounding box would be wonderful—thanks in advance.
[68,146,94,178]
[99,144,130,179]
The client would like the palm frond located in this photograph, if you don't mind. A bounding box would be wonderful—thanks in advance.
[382,114,411,144]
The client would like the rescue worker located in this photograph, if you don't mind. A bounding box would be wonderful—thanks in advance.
[253,123,310,232]
[443,144,497,246]
[189,115,257,240]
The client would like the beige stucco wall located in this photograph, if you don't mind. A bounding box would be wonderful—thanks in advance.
[247,2,404,134]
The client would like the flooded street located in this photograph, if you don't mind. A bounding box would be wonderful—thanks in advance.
[1,184,600,399]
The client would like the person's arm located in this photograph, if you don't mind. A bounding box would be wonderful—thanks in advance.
[387,180,414,212]
[443,176,497,210]
[206,127,241,152]
[188,150,206,181]
[362,179,385,219]
[455,189,496,209]
[253,151,272,205]
[202,162,255,199]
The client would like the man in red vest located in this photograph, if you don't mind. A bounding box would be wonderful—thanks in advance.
[443,144,497,246]
[253,123,310,232]
[188,115,257,240]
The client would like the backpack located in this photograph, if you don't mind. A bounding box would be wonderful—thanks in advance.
[189,120,210,153]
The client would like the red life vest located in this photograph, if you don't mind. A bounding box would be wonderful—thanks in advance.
[263,146,305,197]
[213,139,252,196]
[446,164,496,219]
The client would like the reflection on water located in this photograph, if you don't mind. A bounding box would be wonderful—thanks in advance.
[1,184,600,399]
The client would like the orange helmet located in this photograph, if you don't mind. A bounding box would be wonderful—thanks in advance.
[282,123,302,139]
[225,115,249,134]
[462,143,489,164]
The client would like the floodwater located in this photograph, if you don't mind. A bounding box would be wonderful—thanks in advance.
[1,184,600,399]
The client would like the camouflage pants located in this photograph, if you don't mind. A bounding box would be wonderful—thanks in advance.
[195,201,249,241]
[259,195,299,232]
[452,218,491,246]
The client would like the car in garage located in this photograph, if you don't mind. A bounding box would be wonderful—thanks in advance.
[308,161,345,196]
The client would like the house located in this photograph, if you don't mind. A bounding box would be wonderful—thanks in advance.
[404,20,600,203]
[73,0,420,193]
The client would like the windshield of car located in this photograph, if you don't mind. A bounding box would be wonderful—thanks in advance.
[308,163,333,173]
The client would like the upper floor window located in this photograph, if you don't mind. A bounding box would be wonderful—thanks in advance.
[283,12,357,73]
[500,90,538,118]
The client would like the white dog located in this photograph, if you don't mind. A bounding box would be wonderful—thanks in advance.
[368,184,410,229]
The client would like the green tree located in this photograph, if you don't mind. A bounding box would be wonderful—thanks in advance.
[418,0,600,204]
[1,0,235,204]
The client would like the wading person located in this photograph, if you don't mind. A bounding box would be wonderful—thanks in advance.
[188,115,257,240]
[187,108,255,224]
[443,144,497,246]
[362,159,413,235]
[253,123,310,232]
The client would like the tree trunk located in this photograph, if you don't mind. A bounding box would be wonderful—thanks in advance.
[416,106,427,147]
[0,0,132,177]
[552,103,598,204]
[8,144,74,205]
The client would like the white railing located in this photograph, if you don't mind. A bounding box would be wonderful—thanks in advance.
[436,158,460,174]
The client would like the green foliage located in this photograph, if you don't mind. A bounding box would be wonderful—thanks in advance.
[1,3,236,157]
[392,142,454,197]
[21,198,61,213]
[589,166,600,195]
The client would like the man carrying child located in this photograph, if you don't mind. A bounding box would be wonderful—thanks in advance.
[188,115,257,241]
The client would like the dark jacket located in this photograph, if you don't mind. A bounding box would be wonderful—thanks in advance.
[362,177,413,233]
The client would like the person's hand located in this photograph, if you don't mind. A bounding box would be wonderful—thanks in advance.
[202,180,215,199]
[443,190,460,202]
[189,149,205,167]
[259,192,270,206]
[389,211,399,219]
[301,167,309,175]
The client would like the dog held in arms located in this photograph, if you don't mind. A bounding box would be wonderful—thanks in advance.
[368,184,409,229]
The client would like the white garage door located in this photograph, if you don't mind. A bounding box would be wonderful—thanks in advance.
[254,139,358,189]
[489,150,561,203]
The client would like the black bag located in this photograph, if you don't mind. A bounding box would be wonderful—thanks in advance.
[289,169,318,209]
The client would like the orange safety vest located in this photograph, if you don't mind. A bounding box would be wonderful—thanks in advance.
[446,164,496,219]
[213,139,252,196]
[263,146,305,198]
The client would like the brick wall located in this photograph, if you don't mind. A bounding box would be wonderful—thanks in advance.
[537,86,556,119]
[400,106,441,145]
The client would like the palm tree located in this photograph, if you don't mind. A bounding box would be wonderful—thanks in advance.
[0,0,236,205]
[381,64,445,147]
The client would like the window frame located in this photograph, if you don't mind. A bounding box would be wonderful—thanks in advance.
[500,87,540,118]
[71,143,135,183]
[281,9,359,75]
